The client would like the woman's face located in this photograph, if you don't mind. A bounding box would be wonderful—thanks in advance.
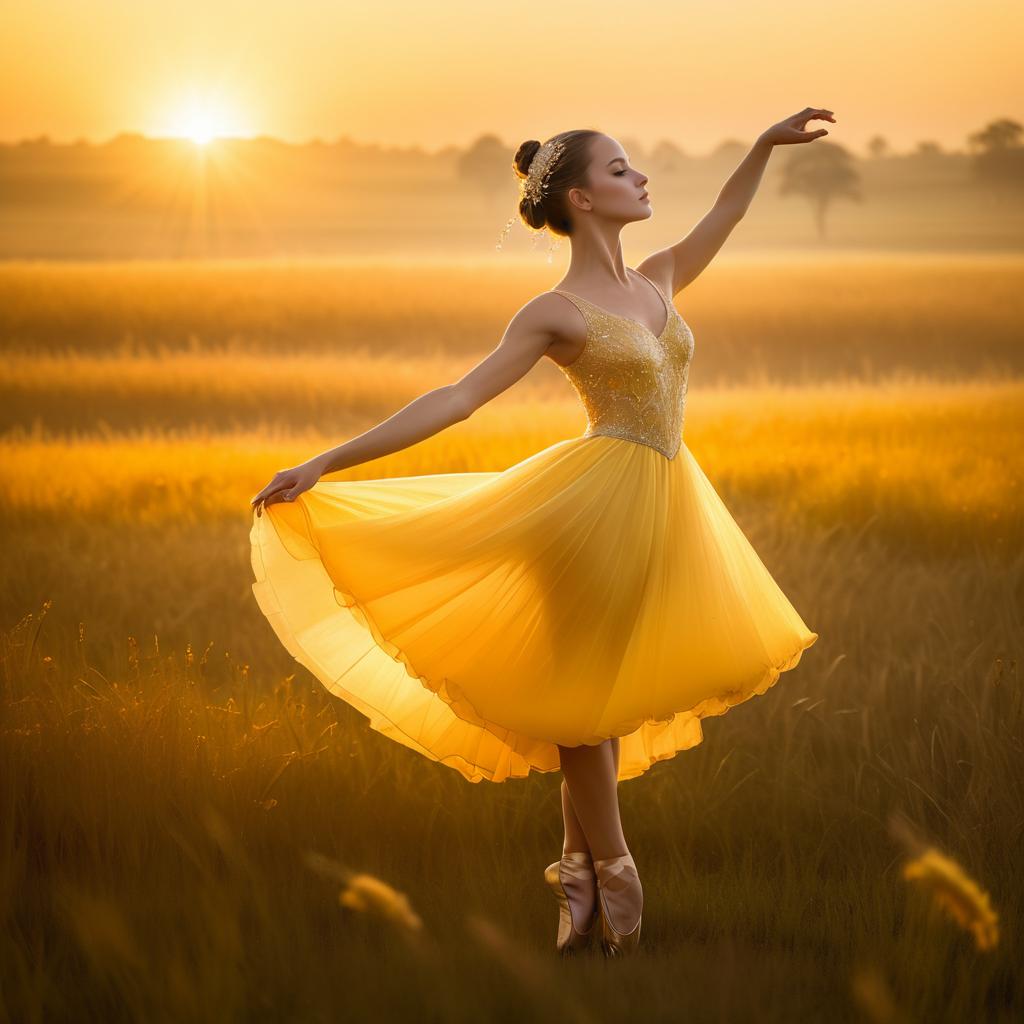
[573,135,652,225]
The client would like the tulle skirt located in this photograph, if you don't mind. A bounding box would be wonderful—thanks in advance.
[249,434,819,783]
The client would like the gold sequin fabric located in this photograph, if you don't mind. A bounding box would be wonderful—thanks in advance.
[551,269,694,461]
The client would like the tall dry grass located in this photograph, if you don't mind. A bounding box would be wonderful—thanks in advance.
[2,255,1022,1020]
[3,522,1020,1020]
[3,380,1020,557]
[2,256,1022,382]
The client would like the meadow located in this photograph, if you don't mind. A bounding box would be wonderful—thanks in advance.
[2,255,1021,1021]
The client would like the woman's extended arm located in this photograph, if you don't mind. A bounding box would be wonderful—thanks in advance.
[718,106,837,217]
[250,296,561,514]
[638,107,836,296]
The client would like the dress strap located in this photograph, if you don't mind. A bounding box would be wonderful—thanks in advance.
[549,290,595,344]
[550,289,592,317]
[629,268,672,319]
[553,273,673,341]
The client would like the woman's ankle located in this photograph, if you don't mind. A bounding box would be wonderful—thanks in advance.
[592,848,631,865]
[561,846,593,861]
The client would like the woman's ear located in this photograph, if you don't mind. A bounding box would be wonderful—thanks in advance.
[567,186,590,212]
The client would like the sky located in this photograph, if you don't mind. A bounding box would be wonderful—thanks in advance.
[2,0,1020,155]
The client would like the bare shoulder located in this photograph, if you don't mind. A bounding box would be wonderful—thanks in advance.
[633,250,676,298]
[509,290,588,368]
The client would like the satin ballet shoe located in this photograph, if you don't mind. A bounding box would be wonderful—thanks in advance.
[543,851,599,956]
[593,852,642,957]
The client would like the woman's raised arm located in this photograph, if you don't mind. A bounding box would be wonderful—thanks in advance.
[638,107,836,296]
[251,295,564,513]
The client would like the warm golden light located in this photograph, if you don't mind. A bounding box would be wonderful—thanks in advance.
[162,93,246,145]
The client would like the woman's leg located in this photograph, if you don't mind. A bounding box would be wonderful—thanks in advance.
[560,780,590,856]
[559,736,622,855]
[558,738,642,935]
[556,739,626,860]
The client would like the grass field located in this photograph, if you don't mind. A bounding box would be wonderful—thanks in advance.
[2,255,1021,1021]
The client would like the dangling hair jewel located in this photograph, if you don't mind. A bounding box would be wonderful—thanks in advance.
[496,137,568,263]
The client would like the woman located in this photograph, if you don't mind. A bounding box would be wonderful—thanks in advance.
[249,108,833,958]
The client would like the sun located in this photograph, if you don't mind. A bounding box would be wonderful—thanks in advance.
[163,94,247,145]
[182,113,221,145]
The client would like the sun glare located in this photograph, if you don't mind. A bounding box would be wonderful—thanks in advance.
[184,116,219,145]
[163,95,247,145]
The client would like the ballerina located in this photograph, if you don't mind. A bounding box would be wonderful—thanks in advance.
[250,108,834,956]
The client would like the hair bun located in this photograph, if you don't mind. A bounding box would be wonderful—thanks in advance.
[502,129,599,240]
[513,140,543,180]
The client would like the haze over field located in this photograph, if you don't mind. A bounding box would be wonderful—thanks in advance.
[3,1,1023,258]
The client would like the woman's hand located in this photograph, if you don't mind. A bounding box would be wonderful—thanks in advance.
[759,107,836,147]
[250,456,325,517]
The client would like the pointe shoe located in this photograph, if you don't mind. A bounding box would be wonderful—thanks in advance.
[543,851,599,956]
[593,852,642,957]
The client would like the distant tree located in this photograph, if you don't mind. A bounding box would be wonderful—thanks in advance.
[456,134,511,203]
[710,138,748,162]
[778,141,862,242]
[914,140,943,156]
[969,117,1023,151]
[106,131,146,148]
[967,118,1024,197]
[617,136,647,165]
[867,135,889,159]
[648,139,685,173]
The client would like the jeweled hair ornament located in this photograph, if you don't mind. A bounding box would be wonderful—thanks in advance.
[496,137,568,262]
[521,137,567,205]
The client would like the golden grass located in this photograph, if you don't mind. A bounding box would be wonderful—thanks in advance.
[2,254,1022,1020]
[3,536,1020,1019]
[2,256,1022,383]
[0,347,480,434]
[2,378,1020,555]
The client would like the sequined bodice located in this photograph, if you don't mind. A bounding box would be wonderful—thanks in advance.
[551,269,695,460]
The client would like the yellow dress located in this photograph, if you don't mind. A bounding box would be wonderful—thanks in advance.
[250,269,819,784]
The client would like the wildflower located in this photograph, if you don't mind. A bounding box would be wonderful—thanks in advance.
[339,873,423,933]
[902,847,999,951]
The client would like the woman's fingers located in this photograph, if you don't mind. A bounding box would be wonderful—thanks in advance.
[251,471,296,512]
[251,462,321,517]
[793,108,836,126]
[788,109,836,141]
[266,487,295,505]
[252,492,281,518]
